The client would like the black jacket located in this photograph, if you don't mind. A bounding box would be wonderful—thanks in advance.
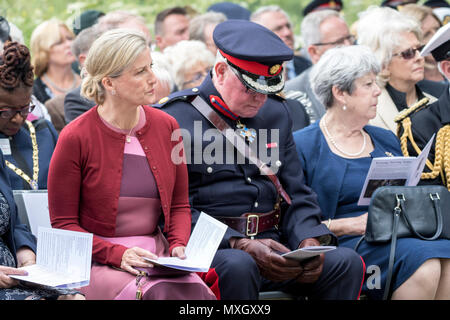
[156,74,334,249]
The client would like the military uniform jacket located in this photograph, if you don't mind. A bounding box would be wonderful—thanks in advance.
[404,88,450,186]
[158,74,335,249]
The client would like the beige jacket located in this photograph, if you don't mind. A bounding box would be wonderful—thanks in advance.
[369,88,438,133]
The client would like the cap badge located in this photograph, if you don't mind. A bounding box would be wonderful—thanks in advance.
[269,64,281,75]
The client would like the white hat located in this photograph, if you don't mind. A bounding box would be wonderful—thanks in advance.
[433,7,450,25]
[421,23,450,61]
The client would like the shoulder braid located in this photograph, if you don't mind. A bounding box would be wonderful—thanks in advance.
[394,97,430,124]
[398,116,450,190]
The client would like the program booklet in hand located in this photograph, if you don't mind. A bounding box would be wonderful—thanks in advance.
[357,134,435,206]
[10,227,93,289]
[144,212,227,272]
[282,246,336,262]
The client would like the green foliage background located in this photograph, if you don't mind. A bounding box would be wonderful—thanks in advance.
[1,0,391,48]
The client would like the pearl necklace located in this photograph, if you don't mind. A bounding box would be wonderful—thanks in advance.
[322,114,366,157]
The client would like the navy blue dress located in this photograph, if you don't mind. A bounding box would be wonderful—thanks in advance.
[294,122,450,299]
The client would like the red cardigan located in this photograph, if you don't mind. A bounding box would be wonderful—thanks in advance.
[48,105,191,268]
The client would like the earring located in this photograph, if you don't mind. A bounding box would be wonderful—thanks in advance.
[342,105,347,111]
[111,89,116,96]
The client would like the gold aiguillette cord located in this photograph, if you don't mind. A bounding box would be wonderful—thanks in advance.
[5,120,39,190]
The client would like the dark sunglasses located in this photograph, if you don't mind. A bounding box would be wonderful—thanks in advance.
[313,34,356,47]
[393,45,425,60]
[0,104,35,119]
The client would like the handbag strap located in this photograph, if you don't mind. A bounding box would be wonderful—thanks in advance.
[383,201,402,300]
[383,192,443,300]
[190,95,292,205]
[399,193,443,241]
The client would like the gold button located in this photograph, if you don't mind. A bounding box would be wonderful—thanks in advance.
[158,96,169,104]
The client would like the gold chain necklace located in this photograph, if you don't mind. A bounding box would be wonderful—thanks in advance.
[5,120,39,190]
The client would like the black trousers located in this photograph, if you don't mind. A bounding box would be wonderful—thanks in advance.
[211,246,364,300]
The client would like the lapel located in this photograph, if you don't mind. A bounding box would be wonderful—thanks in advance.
[370,88,398,132]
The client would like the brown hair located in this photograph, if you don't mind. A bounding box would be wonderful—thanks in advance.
[0,41,34,91]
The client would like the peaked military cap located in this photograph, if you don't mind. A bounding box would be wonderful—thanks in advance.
[381,0,418,9]
[303,0,343,16]
[424,0,450,8]
[213,20,293,95]
[421,23,450,61]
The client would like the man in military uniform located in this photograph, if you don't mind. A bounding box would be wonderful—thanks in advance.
[157,20,364,300]
[396,23,450,189]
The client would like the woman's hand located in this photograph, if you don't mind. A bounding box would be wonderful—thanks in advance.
[16,247,36,268]
[329,213,368,237]
[0,266,28,289]
[120,247,158,276]
[171,246,186,259]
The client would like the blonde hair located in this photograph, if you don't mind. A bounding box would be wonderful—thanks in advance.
[399,4,441,26]
[30,19,74,78]
[81,28,148,105]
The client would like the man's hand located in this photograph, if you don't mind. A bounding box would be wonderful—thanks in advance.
[233,238,303,282]
[296,238,324,283]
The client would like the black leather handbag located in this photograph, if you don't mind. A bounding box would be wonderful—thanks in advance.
[355,185,450,299]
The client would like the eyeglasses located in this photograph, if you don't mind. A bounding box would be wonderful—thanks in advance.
[182,70,209,87]
[392,45,425,60]
[313,34,356,47]
[0,103,35,119]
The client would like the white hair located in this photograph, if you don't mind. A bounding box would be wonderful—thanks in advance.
[310,45,381,108]
[300,9,341,48]
[356,6,422,86]
[250,5,291,23]
[150,51,175,93]
[163,40,215,89]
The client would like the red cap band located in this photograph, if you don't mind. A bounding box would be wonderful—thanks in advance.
[315,3,342,11]
[220,50,283,77]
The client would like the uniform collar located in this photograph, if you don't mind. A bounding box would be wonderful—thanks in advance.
[199,72,240,121]
[385,82,425,112]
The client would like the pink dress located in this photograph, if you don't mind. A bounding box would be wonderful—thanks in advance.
[80,107,216,300]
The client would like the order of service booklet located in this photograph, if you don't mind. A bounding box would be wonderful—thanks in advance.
[144,212,227,273]
[357,134,435,206]
[10,227,93,289]
[282,246,336,261]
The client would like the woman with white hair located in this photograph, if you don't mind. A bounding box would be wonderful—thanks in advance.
[294,45,450,300]
[164,40,215,90]
[47,29,216,300]
[357,6,444,132]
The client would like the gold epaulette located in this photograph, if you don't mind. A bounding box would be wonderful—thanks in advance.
[394,97,429,123]
[276,91,286,99]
